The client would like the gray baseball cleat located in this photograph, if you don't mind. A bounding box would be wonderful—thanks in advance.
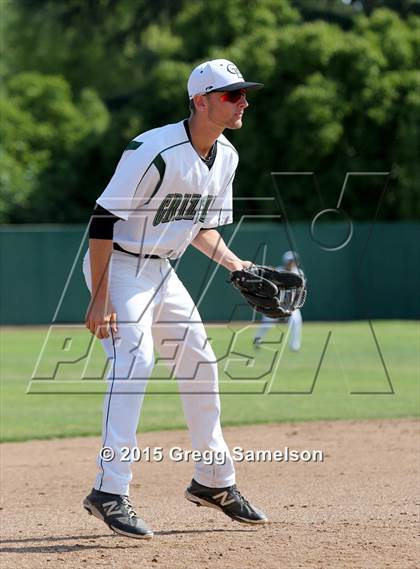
[185,479,268,524]
[83,488,153,539]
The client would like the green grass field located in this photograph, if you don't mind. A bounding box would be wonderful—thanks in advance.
[1,321,418,442]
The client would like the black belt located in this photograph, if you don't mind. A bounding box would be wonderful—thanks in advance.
[113,243,161,259]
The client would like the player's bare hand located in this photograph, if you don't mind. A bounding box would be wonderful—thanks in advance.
[85,298,118,339]
[230,260,253,271]
[241,260,253,269]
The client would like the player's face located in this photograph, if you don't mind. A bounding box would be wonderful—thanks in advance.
[206,89,249,130]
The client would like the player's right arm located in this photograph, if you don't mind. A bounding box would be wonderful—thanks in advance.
[85,205,121,339]
[85,137,161,338]
[85,238,117,340]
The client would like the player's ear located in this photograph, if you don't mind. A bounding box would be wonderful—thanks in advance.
[193,94,208,112]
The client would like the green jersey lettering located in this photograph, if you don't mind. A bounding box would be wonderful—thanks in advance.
[161,193,183,223]
[183,194,201,221]
[199,195,216,223]
[175,194,192,220]
[152,194,173,226]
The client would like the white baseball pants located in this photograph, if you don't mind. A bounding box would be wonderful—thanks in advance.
[255,309,302,351]
[83,250,235,496]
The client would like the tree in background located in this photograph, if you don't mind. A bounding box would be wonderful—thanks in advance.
[1,0,419,222]
[0,73,109,222]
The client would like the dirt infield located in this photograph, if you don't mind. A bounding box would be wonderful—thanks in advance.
[1,419,418,569]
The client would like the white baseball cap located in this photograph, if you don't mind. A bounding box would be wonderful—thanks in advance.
[187,59,263,99]
[283,251,299,265]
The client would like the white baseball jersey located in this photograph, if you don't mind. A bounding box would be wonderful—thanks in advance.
[96,120,238,259]
[280,263,304,278]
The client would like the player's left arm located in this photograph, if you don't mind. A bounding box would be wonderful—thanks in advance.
[191,228,252,272]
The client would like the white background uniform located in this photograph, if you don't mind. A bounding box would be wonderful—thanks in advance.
[254,263,304,352]
[83,120,238,495]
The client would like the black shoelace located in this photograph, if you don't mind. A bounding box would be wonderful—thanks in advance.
[229,485,251,507]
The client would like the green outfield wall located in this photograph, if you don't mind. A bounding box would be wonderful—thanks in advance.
[1,222,419,324]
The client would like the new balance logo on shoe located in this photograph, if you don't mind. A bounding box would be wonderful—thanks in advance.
[83,489,154,539]
[212,491,236,507]
[102,501,122,516]
[185,479,268,525]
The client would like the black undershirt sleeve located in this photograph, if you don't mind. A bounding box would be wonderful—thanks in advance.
[88,204,122,240]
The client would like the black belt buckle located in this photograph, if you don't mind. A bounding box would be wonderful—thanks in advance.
[113,243,161,259]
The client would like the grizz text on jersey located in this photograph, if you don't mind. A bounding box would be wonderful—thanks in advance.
[152,193,216,226]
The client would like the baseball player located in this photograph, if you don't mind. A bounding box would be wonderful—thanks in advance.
[254,251,304,352]
[82,59,267,539]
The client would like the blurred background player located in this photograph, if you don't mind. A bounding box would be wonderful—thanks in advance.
[253,251,304,352]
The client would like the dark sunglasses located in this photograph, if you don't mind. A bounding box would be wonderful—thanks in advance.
[219,89,247,103]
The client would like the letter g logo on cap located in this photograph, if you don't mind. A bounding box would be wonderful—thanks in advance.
[227,63,243,79]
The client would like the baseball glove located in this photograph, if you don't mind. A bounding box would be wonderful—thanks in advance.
[230,265,307,319]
